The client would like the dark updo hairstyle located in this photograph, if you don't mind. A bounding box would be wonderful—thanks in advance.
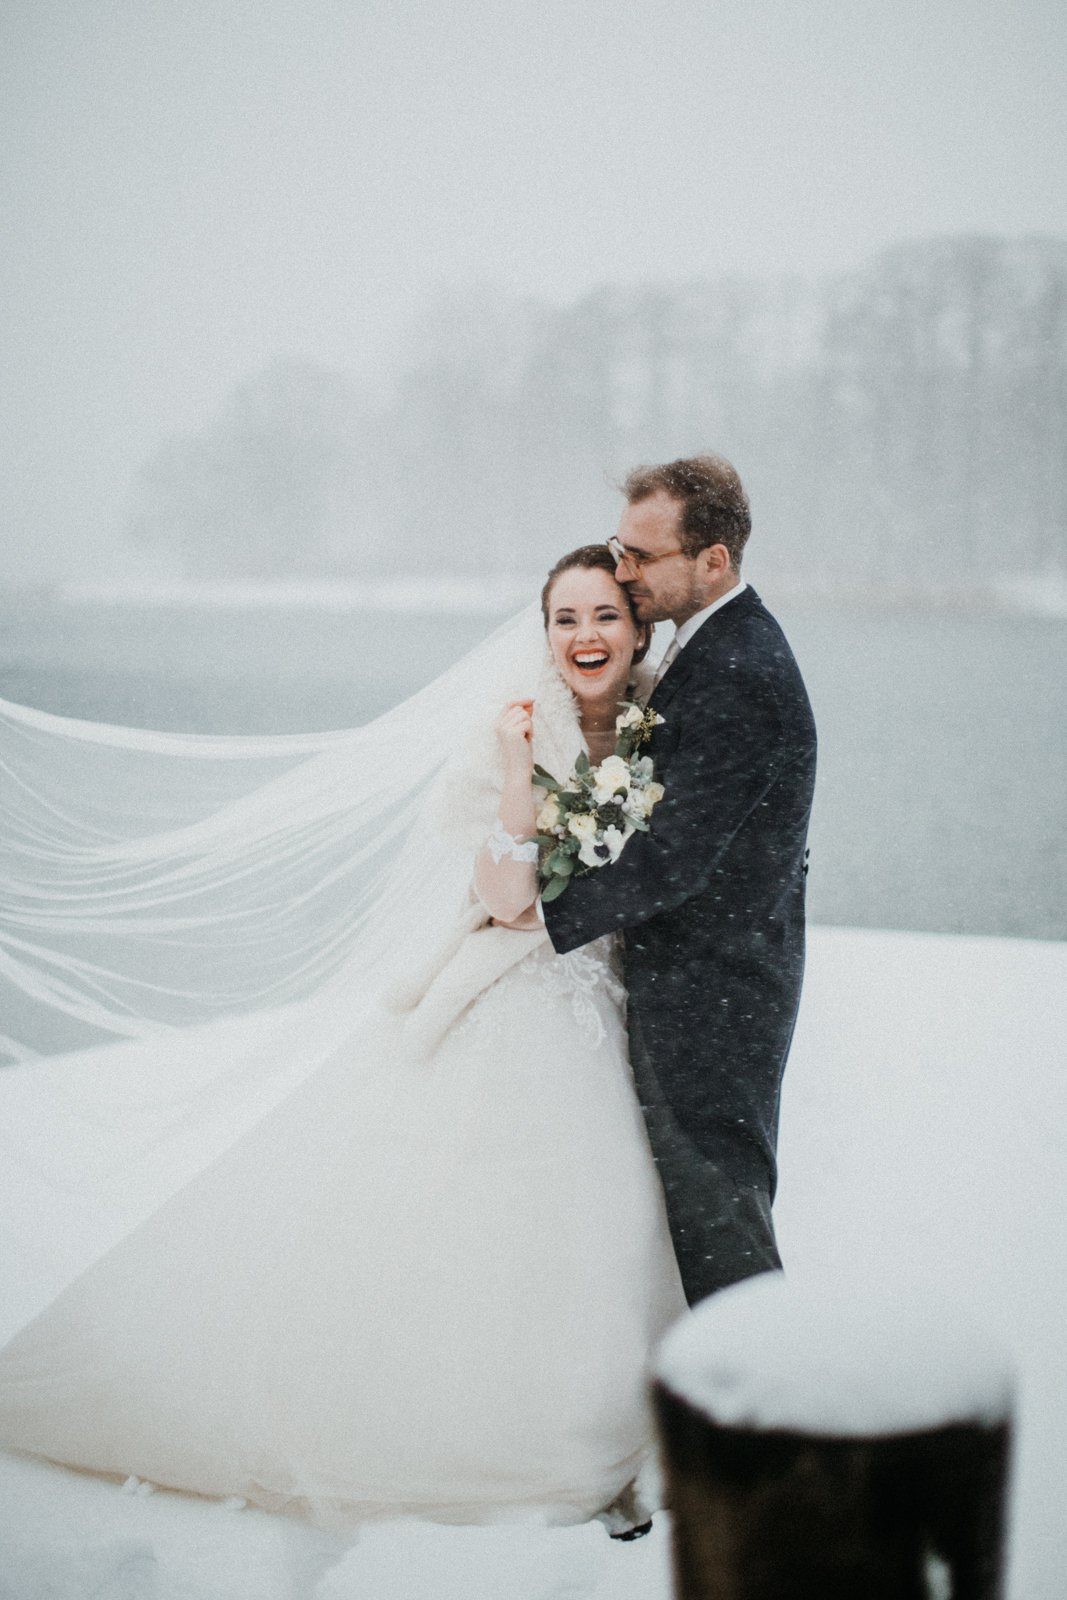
[540,544,651,663]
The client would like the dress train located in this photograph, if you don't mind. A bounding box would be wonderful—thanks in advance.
[0,939,686,1529]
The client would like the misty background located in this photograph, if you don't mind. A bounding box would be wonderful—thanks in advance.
[1,0,1065,938]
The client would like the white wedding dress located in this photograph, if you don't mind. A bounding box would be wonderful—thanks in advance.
[0,607,686,1530]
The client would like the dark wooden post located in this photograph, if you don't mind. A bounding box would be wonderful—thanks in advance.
[652,1275,1014,1600]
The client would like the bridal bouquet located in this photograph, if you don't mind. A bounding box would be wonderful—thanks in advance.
[531,703,666,903]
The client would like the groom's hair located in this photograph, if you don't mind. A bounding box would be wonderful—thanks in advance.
[623,454,751,569]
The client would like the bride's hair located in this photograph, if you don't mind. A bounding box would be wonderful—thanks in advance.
[540,545,652,663]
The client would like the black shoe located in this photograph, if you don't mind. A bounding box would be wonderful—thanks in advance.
[609,1519,653,1541]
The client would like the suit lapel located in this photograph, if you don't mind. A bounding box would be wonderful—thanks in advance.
[648,650,695,718]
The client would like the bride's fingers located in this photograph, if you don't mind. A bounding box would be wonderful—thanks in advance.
[497,705,534,735]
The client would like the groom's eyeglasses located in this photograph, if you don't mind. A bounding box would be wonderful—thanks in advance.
[606,536,689,572]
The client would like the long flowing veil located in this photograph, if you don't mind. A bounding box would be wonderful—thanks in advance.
[0,603,558,1341]
[0,603,550,1064]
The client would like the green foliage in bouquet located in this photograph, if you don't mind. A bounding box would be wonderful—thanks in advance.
[530,702,665,903]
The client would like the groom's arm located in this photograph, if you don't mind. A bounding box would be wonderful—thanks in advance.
[543,672,787,954]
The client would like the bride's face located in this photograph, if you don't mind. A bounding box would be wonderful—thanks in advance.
[545,566,642,705]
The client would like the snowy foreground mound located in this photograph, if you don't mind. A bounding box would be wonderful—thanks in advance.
[1,925,1064,1600]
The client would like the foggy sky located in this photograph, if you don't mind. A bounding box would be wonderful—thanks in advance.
[2,0,1065,582]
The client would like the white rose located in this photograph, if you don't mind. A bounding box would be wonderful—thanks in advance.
[567,812,598,843]
[536,795,562,833]
[616,704,645,731]
[591,755,631,804]
[645,781,665,808]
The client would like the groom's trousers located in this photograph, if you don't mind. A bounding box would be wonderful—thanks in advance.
[627,1011,782,1308]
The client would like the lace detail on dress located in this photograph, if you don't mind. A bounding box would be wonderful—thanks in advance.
[450,937,623,1051]
[520,941,624,1049]
[485,820,539,865]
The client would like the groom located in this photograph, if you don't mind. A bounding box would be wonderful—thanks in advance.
[544,454,816,1308]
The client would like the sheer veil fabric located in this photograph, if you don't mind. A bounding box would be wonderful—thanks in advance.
[0,604,685,1530]
[0,604,558,1060]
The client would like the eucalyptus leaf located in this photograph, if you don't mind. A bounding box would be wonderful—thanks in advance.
[541,875,569,903]
[532,764,561,792]
[546,852,575,876]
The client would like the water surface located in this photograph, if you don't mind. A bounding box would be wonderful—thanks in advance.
[2,595,1063,941]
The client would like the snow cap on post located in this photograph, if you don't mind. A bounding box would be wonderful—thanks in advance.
[655,1270,1014,1438]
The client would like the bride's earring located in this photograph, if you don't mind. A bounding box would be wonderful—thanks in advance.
[632,624,652,666]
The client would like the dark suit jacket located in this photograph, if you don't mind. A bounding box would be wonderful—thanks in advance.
[544,586,816,1199]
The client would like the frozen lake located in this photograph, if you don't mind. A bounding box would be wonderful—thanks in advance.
[1,591,1064,941]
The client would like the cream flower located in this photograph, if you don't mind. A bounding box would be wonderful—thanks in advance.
[567,812,598,843]
[616,704,645,731]
[536,795,562,833]
[591,755,631,804]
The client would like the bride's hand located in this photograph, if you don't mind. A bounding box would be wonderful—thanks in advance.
[496,700,534,776]
[490,904,542,931]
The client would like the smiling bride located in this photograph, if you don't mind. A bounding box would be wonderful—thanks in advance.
[0,545,685,1536]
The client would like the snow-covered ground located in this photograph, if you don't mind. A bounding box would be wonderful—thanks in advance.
[1,925,1064,1600]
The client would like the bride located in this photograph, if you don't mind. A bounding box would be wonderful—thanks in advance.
[0,546,686,1534]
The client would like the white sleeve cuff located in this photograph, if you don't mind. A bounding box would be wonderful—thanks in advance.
[535,897,545,924]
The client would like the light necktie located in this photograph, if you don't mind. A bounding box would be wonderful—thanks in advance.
[651,636,680,691]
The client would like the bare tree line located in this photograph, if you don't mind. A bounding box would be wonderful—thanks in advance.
[130,236,1067,593]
